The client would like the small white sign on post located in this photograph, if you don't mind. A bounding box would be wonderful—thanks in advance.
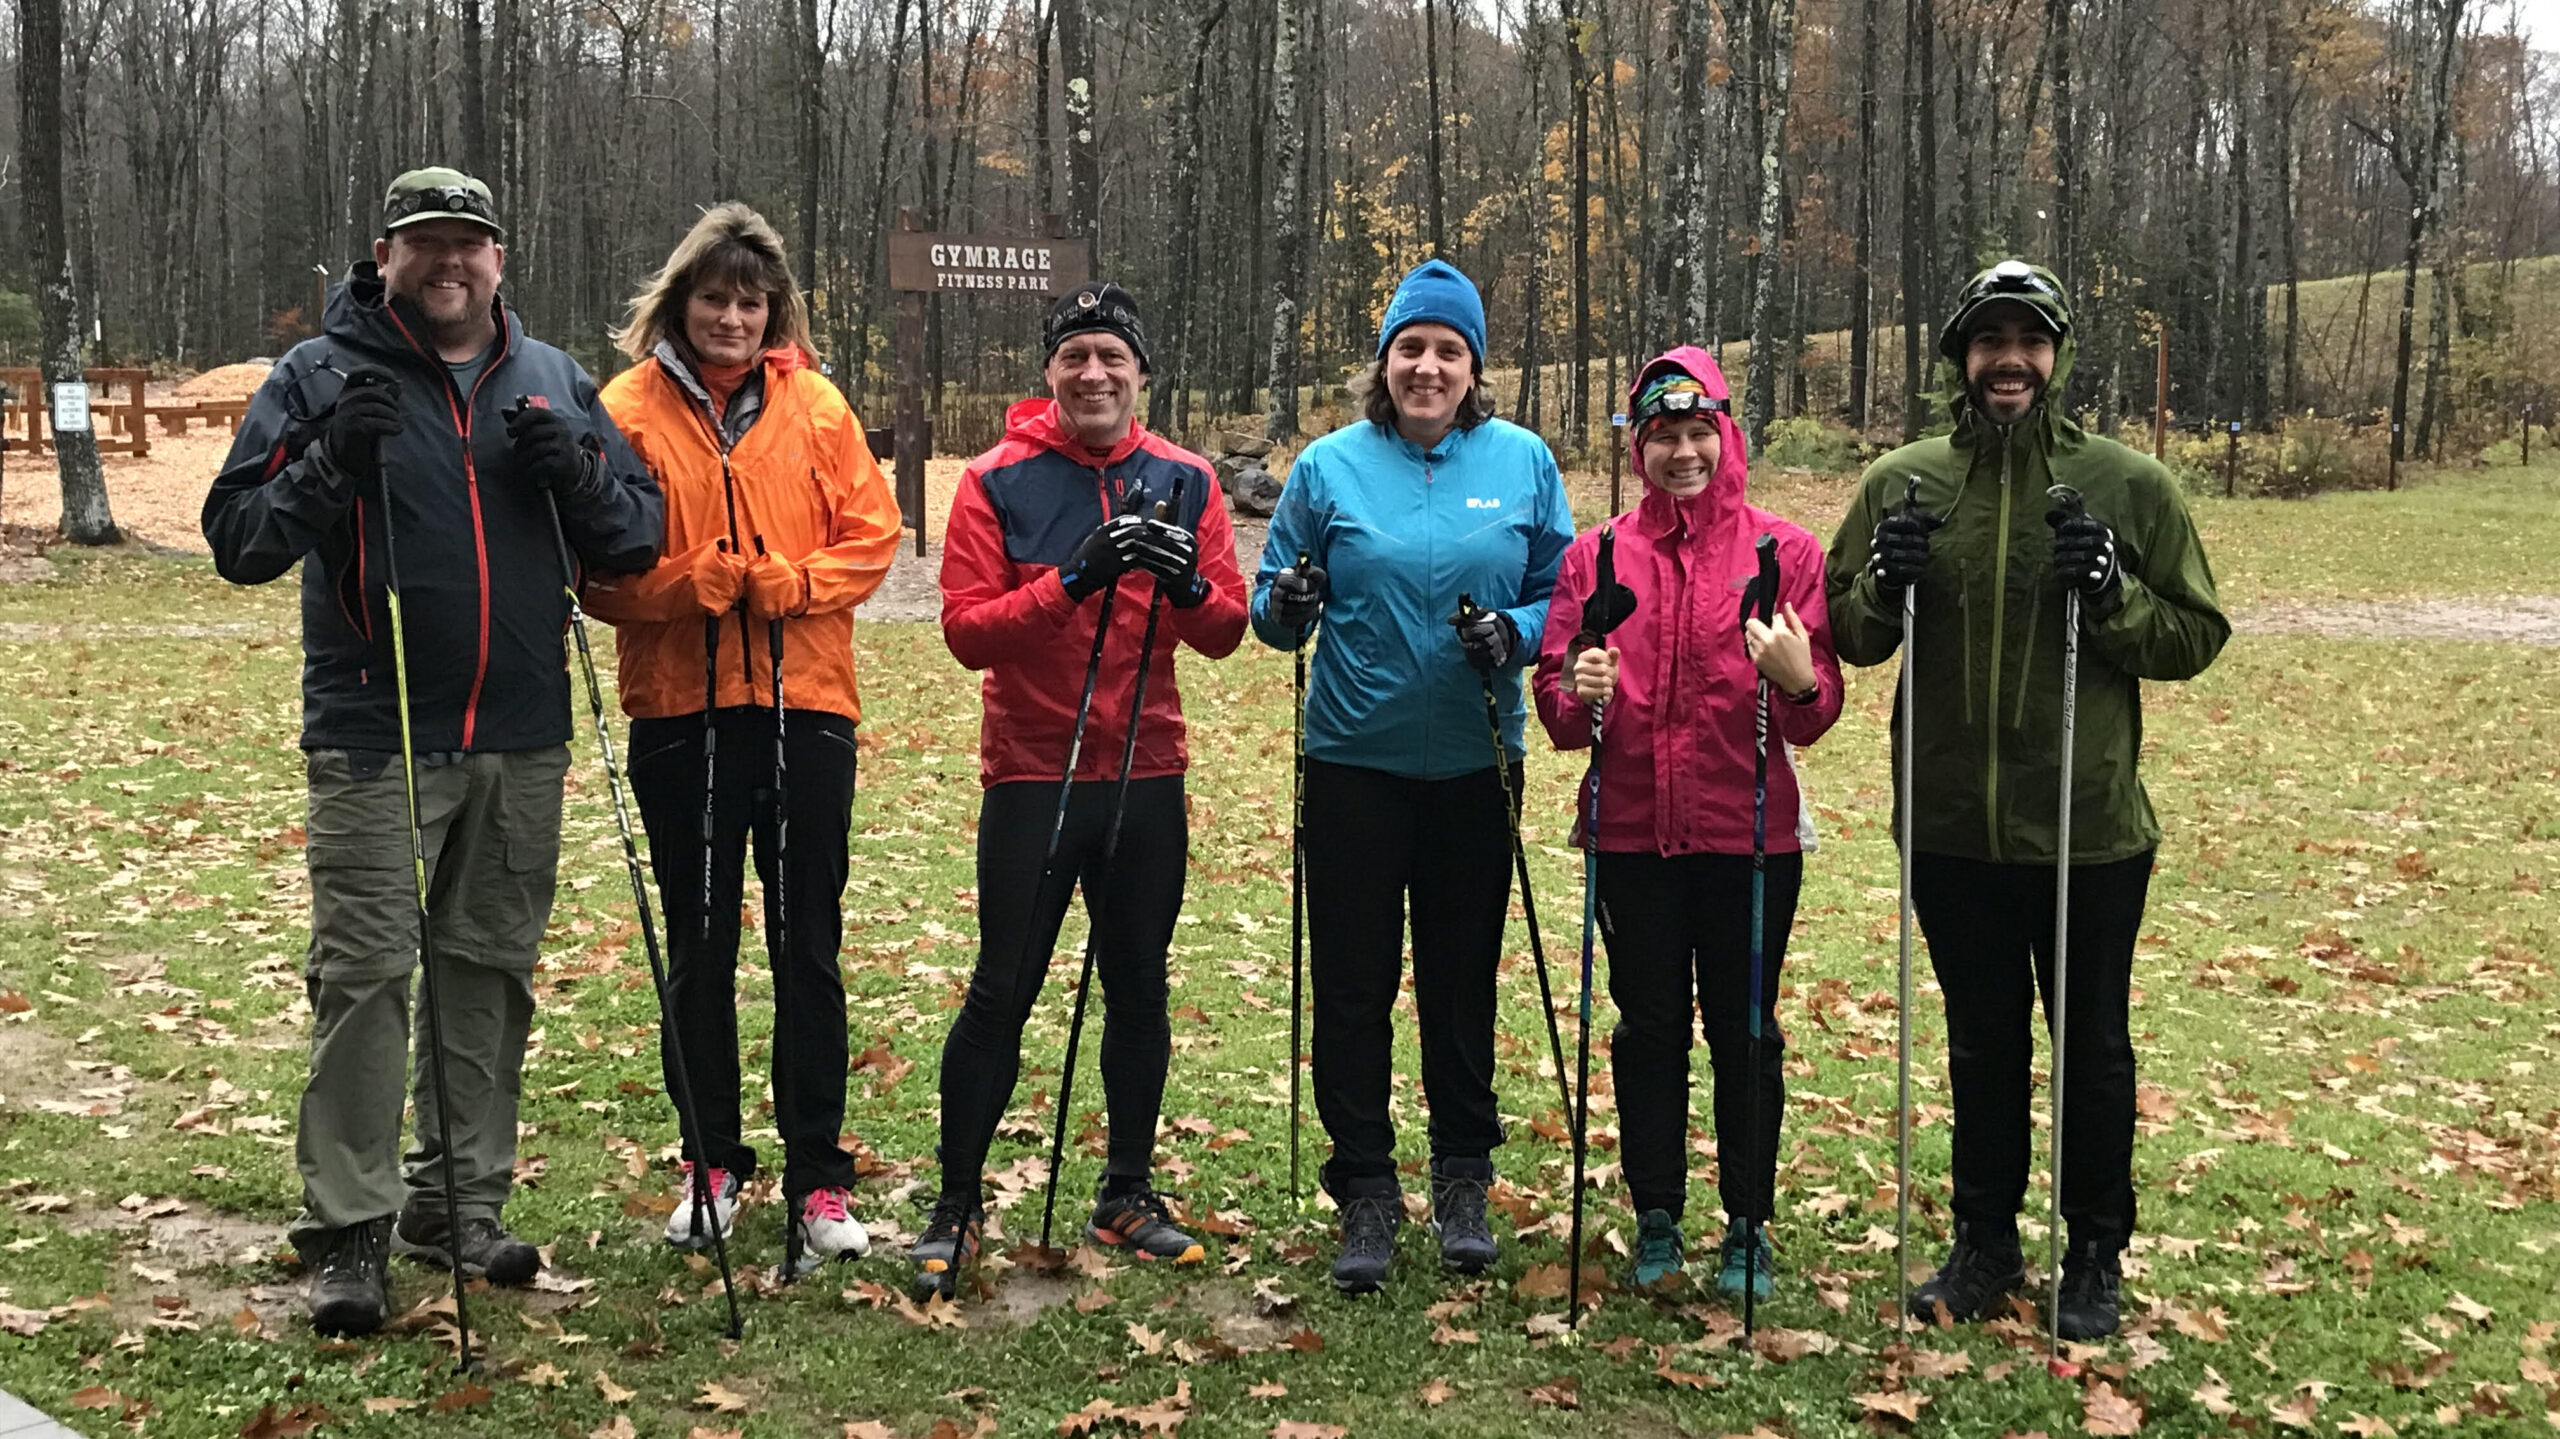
[50,381,91,434]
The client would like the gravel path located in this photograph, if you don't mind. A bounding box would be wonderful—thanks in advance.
[2229,595,2560,647]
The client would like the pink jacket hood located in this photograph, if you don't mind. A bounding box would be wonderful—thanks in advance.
[1533,345,1841,856]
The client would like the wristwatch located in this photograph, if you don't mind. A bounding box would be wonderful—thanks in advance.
[1786,681,1820,707]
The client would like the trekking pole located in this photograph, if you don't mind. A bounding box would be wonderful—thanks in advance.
[1038,480,1185,1254]
[1566,524,1630,1327]
[1739,533,1779,1337]
[1289,550,1312,1206]
[754,536,813,1280]
[364,392,476,1372]
[693,542,730,1246]
[521,409,744,1338]
[1894,475,1922,1337]
[1454,596,1575,1142]
[2044,485,2084,1374]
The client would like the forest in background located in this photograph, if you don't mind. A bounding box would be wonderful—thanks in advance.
[5,0,2556,474]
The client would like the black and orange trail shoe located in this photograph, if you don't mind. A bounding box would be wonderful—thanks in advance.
[1086,1183,1207,1263]
[910,1197,986,1302]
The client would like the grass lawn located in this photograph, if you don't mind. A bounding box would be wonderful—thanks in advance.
[0,460,2555,1438]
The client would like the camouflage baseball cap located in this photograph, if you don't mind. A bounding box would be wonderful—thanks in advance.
[381,167,503,237]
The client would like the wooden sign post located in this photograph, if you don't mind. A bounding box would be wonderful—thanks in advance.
[886,212,1092,556]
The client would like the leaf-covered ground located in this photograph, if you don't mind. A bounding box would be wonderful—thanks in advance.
[0,466,2555,1439]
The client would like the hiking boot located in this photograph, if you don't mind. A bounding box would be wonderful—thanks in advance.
[1428,1156,1497,1275]
[1330,1191,1403,1294]
[393,1208,541,1287]
[1906,1221,2026,1324]
[783,1185,871,1277]
[1631,1209,1684,1289]
[1716,1217,1778,1301]
[909,1197,984,1302]
[307,1219,390,1337]
[1087,1183,1207,1263]
[2055,1240,2123,1341]
[662,1163,740,1251]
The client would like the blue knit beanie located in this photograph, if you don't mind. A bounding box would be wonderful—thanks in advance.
[1377,259,1487,367]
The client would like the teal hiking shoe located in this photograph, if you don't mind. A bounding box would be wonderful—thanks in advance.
[1631,1209,1684,1289]
[1716,1219,1777,1302]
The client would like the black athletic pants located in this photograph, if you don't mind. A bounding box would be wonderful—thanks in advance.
[936,775,1187,1206]
[1305,757,1515,1197]
[629,706,859,1198]
[1597,850,1802,1223]
[1911,849,2153,1256]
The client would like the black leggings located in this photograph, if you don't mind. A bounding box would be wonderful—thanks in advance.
[1304,758,1515,1196]
[629,706,858,1197]
[1912,849,2152,1255]
[1597,850,1801,1223]
[935,775,1187,1206]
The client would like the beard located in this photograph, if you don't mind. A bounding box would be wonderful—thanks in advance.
[1967,367,2048,421]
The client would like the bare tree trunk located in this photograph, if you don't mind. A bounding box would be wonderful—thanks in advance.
[1900,0,1933,438]
[2269,0,2300,413]
[1566,0,1591,448]
[20,0,114,544]
[2418,128,2463,455]
[1424,0,1445,253]
[460,0,488,176]
[1675,0,1713,339]
[1057,0,1100,250]
[1264,0,1304,439]
[1848,0,1877,431]
[1743,0,1796,447]
[798,0,824,324]
[1152,2,1227,436]
[2390,0,2464,479]
[1033,0,1053,216]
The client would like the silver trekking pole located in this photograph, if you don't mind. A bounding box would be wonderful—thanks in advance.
[2044,484,2084,1370]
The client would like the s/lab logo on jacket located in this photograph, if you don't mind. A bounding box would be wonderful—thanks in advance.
[1465,496,1502,509]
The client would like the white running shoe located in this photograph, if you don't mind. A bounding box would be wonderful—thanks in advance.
[788,1185,871,1273]
[663,1163,741,1250]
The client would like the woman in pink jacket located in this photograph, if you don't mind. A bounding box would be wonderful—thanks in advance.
[1533,346,1843,1297]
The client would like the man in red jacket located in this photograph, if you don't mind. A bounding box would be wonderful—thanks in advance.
[915,284,1248,1300]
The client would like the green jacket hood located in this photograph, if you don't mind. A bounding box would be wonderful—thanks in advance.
[1938,261,2079,446]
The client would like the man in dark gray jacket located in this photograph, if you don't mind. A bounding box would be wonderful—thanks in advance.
[204,167,663,1336]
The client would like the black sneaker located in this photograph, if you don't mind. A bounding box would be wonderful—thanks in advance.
[909,1197,985,1302]
[1428,1157,1496,1275]
[308,1219,390,1337]
[392,1209,541,1287]
[1330,1191,1402,1294]
[2055,1240,2123,1340]
[1906,1220,2026,1324]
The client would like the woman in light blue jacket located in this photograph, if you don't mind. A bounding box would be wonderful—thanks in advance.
[1252,259,1574,1294]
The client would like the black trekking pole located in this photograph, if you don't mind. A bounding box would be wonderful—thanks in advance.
[2043,485,2085,1376]
[1892,475,1924,1339]
[752,536,816,1280]
[365,395,477,1372]
[1739,533,1779,1337]
[1038,479,1186,1254]
[1567,525,1633,1326]
[520,405,744,1338]
[1289,551,1313,1206]
[1454,596,1576,1137]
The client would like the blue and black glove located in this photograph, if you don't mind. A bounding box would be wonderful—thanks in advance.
[1270,563,1326,630]
[1059,514,1146,602]
[1130,516,1210,608]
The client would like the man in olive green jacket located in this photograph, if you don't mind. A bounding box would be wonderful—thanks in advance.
[1825,261,2228,1341]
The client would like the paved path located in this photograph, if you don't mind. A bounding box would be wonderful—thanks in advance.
[0,1391,79,1439]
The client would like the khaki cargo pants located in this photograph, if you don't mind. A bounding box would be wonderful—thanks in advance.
[287,745,569,1254]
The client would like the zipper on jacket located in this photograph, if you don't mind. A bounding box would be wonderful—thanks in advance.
[384,306,510,751]
[2013,579,2044,730]
[667,368,761,703]
[1982,429,2014,863]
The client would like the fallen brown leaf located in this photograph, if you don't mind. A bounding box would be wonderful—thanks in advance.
[589,1418,637,1439]
[594,1371,635,1405]
[2082,1380,2144,1435]
[430,1385,493,1414]
[360,1399,419,1416]
[1266,1424,1345,1439]
[1246,1382,1287,1399]
[693,1380,752,1414]
[1854,1390,1929,1423]
[1526,1375,1580,1410]
[239,1403,332,1438]
[1417,1378,1453,1407]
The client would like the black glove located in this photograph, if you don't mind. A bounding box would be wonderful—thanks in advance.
[2047,500,2124,611]
[1059,514,1145,602]
[1869,505,1939,595]
[1271,563,1326,631]
[318,368,403,484]
[1448,606,1519,672]
[503,400,597,498]
[1130,517,1210,607]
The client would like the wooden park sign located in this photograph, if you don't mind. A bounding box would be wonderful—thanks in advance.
[885,211,1093,555]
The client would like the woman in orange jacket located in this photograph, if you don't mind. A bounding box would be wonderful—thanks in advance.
[585,204,902,1274]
